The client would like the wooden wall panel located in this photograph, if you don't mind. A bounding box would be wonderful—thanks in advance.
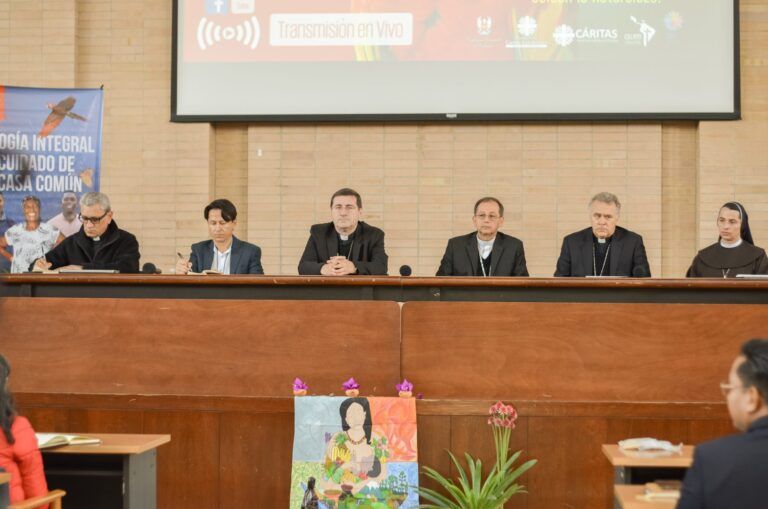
[526,417,610,509]
[68,409,143,434]
[22,408,69,433]
[402,302,768,401]
[219,412,293,508]
[415,415,452,495]
[0,297,401,397]
[143,411,220,509]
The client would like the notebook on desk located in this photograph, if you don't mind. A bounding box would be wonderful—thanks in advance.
[36,433,102,449]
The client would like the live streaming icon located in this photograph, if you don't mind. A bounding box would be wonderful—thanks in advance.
[196,16,261,50]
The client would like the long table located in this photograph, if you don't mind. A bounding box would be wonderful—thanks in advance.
[4,274,768,303]
[1,277,762,508]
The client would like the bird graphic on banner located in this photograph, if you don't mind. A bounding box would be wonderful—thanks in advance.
[38,96,87,138]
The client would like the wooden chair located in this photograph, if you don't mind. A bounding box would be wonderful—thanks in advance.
[9,490,66,509]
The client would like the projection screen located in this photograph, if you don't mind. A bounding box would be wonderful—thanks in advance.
[172,0,739,121]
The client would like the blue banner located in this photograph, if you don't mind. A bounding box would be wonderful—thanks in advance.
[0,85,103,227]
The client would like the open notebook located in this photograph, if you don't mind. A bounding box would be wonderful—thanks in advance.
[36,433,102,449]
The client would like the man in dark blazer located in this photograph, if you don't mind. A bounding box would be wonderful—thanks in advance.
[437,197,528,277]
[176,199,263,275]
[554,192,650,277]
[677,338,768,509]
[298,188,387,275]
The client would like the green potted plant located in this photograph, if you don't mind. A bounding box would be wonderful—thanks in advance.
[418,401,537,509]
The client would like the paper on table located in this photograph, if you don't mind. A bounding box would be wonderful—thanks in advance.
[618,437,683,453]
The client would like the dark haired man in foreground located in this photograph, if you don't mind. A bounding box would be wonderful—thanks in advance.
[677,338,768,509]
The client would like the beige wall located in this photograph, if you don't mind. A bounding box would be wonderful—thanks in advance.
[1,0,764,277]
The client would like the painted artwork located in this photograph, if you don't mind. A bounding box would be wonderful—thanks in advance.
[290,396,418,508]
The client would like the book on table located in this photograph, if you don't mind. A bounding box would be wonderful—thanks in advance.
[36,433,102,449]
[641,480,682,501]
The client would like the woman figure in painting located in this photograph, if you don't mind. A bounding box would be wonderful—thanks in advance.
[322,397,386,495]
[687,202,768,278]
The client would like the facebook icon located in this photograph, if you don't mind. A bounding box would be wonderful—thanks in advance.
[205,0,229,14]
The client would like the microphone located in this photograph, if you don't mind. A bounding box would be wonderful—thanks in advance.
[399,265,412,277]
[141,262,161,274]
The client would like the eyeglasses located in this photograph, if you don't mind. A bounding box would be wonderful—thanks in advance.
[475,214,501,221]
[719,381,744,397]
[78,212,109,225]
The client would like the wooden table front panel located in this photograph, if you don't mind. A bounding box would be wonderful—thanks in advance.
[0,297,401,397]
[401,301,768,401]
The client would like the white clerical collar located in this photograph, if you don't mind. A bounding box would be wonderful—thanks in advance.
[339,234,349,241]
[720,238,743,249]
[477,235,495,259]
[92,236,100,242]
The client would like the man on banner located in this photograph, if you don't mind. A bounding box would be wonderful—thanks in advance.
[33,192,140,273]
[47,191,81,238]
[0,195,62,273]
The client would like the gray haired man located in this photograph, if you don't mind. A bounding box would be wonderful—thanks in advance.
[554,192,650,277]
[33,192,140,273]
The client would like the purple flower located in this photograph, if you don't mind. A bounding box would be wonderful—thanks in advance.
[396,379,413,392]
[293,377,308,391]
[342,377,360,390]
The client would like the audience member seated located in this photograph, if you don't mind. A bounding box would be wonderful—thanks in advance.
[0,354,49,508]
[32,191,140,273]
[686,202,768,278]
[176,198,263,275]
[0,196,62,274]
[677,338,768,509]
[298,188,388,276]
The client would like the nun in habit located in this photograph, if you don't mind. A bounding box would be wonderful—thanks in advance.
[686,202,768,278]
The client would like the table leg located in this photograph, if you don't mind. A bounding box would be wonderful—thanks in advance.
[123,449,157,509]
[614,466,631,509]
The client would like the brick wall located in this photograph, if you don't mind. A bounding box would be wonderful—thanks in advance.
[0,0,764,277]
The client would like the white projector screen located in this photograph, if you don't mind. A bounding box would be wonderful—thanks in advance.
[172,0,739,121]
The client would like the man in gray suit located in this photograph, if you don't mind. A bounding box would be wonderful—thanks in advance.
[176,199,263,275]
[436,197,528,277]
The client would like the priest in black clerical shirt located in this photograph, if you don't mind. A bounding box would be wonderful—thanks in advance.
[31,191,140,273]
[554,192,650,277]
[436,197,528,277]
[298,188,388,276]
